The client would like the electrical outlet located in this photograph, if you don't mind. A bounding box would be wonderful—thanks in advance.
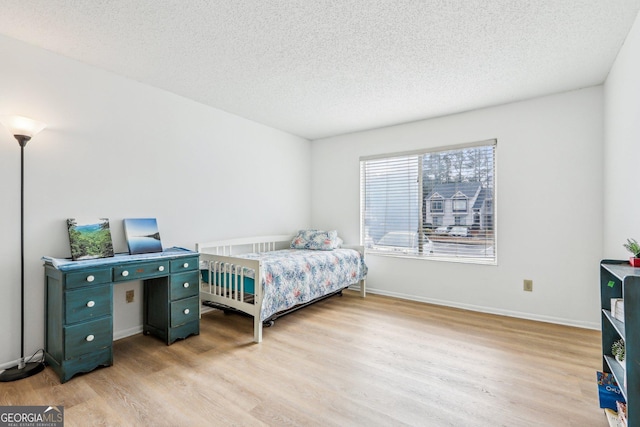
[523,279,533,292]
[126,290,134,303]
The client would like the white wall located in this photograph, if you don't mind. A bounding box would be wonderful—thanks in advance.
[0,35,311,368]
[311,87,604,328]
[604,11,640,257]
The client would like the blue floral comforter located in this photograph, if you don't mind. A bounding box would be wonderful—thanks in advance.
[237,248,367,321]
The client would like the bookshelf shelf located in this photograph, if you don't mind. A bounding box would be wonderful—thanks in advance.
[603,309,626,340]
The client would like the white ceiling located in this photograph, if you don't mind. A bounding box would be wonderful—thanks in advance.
[0,1,639,140]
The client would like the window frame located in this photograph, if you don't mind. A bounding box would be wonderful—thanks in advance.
[430,196,444,213]
[360,139,497,265]
[452,196,468,213]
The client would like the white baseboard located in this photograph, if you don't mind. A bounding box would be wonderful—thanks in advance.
[350,285,600,330]
[0,349,46,371]
[114,303,217,340]
[113,326,143,341]
[0,357,21,371]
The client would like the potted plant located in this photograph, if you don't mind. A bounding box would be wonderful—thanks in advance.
[623,238,640,267]
[612,339,626,369]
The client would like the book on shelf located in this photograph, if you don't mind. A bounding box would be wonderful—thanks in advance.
[598,371,625,411]
[611,298,625,322]
[605,407,626,427]
[617,401,627,427]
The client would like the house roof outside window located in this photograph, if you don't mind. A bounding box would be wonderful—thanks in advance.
[425,182,483,203]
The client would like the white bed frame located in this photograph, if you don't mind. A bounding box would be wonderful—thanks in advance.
[197,234,366,343]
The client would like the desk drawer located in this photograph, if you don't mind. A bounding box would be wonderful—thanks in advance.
[64,317,112,359]
[65,284,112,324]
[170,296,199,327]
[170,271,199,300]
[113,261,169,282]
[66,268,112,289]
[170,256,198,273]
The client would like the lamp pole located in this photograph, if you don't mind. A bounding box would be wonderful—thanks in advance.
[0,116,46,382]
[18,135,28,370]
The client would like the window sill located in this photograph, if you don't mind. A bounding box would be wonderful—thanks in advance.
[365,250,497,266]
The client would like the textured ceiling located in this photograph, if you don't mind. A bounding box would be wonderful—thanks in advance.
[0,1,639,140]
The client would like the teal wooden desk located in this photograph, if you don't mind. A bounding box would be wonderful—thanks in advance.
[43,247,199,383]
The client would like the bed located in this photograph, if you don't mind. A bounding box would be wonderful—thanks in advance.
[197,231,367,342]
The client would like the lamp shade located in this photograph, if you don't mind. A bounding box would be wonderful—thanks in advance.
[0,115,47,138]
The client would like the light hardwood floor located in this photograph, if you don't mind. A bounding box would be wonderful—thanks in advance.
[1,291,607,426]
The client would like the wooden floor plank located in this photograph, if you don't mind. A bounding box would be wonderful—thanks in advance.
[0,291,607,426]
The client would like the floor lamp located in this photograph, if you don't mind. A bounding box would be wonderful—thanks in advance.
[0,115,47,382]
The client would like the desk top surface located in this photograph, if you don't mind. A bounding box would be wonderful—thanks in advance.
[43,247,197,271]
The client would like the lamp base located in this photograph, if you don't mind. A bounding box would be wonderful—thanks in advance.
[0,361,45,382]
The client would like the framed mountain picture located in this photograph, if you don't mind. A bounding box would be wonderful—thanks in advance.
[67,218,115,261]
[124,218,163,255]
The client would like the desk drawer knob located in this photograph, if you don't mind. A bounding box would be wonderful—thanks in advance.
[86,301,95,308]
[183,282,190,288]
[183,308,190,315]
[86,334,95,342]
[121,270,129,277]
[183,263,189,268]
[158,266,165,272]
[86,275,95,282]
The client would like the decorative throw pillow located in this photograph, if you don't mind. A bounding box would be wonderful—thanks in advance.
[291,229,339,250]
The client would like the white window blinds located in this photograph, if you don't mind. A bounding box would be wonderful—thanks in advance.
[360,140,496,264]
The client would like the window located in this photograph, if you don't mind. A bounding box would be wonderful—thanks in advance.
[452,197,468,213]
[430,197,444,213]
[360,140,496,264]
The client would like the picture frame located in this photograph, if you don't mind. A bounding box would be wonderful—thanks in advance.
[124,218,163,255]
[67,218,115,261]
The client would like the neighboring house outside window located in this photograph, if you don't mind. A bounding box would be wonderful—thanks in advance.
[484,199,494,230]
[425,184,482,227]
